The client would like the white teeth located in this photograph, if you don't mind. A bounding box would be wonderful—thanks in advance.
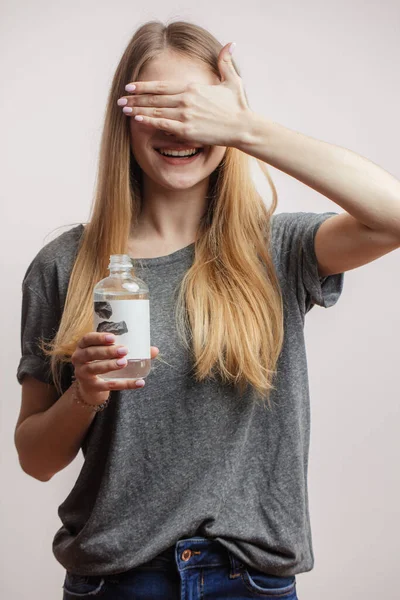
[158,148,198,157]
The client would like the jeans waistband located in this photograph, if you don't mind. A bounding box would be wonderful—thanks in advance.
[148,537,245,578]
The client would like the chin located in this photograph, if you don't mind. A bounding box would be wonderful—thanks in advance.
[153,174,206,190]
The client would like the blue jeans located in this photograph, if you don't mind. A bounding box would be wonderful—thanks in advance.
[62,536,298,599]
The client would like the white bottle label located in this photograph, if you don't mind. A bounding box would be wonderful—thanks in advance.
[93,299,151,360]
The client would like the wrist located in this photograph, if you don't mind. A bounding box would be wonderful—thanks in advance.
[232,109,260,150]
[71,377,111,413]
[234,111,276,159]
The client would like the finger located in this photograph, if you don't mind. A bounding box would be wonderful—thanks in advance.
[118,93,183,109]
[76,340,159,363]
[73,336,159,368]
[81,375,146,395]
[125,80,184,95]
[77,332,116,350]
[76,356,128,380]
[107,378,147,391]
[76,332,158,355]
[124,107,182,122]
[76,346,159,378]
[73,333,120,368]
[75,342,128,364]
[132,114,187,135]
[218,42,240,84]
[151,346,160,358]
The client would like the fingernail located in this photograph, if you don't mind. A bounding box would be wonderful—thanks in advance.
[117,98,128,106]
[117,347,128,355]
[123,106,133,113]
[125,84,136,92]
[136,379,145,387]
[106,334,115,342]
[117,357,127,366]
[229,42,236,55]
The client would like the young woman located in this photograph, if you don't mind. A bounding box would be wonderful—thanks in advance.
[14,20,400,600]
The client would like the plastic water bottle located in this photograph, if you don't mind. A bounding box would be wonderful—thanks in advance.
[93,254,151,381]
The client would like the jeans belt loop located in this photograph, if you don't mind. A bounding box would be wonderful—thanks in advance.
[228,551,244,579]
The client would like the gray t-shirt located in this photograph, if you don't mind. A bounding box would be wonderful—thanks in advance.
[17,211,344,577]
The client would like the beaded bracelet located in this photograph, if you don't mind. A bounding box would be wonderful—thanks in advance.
[71,374,111,413]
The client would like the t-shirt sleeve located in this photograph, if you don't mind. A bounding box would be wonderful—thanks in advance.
[17,257,61,387]
[274,211,345,314]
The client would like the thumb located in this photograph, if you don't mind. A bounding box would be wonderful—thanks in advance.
[218,42,238,84]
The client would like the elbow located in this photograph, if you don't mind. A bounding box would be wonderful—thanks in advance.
[33,471,53,483]
[17,455,53,482]
[14,427,53,482]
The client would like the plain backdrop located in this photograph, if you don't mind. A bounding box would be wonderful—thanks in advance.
[1,1,399,599]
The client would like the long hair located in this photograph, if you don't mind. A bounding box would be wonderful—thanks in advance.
[40,19,284,407]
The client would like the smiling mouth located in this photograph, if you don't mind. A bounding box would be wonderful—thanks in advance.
[153,148,205,164]
[154,148,204,157]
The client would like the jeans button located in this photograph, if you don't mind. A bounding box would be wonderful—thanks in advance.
[181,549,192,561]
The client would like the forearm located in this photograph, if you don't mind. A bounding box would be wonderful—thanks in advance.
[236,113,400,238]
[15,384,97,482]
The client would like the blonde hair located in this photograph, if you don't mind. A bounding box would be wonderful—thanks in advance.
[41,19,284,407]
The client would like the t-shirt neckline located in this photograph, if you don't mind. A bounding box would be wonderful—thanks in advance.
[130,241,195,266]
[78,224,195,266]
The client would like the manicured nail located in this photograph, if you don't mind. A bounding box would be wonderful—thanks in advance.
[117,347,128,355]
[117,98,128,106]
[117,357,127,366]
[123,106,133,113]
[229,42,236,55]
[125,84,136,92]
[106,334,115,342]
[136,379,145,387]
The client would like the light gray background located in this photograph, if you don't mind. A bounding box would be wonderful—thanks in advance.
[1,1,399,598]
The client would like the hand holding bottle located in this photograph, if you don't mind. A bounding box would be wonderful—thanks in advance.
[71,332,159,403]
